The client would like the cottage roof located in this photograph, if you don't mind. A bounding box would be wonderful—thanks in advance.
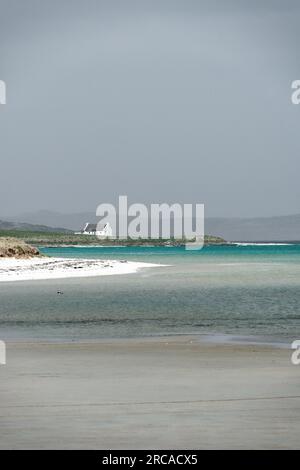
[84,223,106,232]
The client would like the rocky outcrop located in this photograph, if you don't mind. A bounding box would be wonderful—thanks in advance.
[0,238,40,258]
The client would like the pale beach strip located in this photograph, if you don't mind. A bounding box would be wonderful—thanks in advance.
[0,257,165,282]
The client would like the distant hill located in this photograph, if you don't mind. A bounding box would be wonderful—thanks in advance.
[205,215,300,241]
[0,219,72,234]
[3,211,300,241]
[3,210,94,232]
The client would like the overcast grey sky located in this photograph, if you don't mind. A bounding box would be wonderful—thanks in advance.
[0,0,300,217]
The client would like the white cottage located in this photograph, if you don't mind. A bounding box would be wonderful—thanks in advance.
[79,222,113,237]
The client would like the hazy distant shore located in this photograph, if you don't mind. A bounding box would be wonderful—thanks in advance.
[0,257,162,282]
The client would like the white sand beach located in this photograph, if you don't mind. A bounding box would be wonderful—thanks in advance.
[0,257,162,282]
[0,336,299,449]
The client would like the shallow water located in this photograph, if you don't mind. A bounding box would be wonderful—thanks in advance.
[1,244,300,343]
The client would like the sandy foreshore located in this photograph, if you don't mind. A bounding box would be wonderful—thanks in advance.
[0,336,299,449]
[0,257,162,282]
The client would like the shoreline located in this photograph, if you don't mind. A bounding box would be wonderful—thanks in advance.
[0,257,165,282]
[1,332,291,349]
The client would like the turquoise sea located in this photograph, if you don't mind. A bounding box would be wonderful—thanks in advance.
[1,244,300,344]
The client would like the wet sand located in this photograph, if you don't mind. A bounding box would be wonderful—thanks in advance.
[0,336,299,449]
